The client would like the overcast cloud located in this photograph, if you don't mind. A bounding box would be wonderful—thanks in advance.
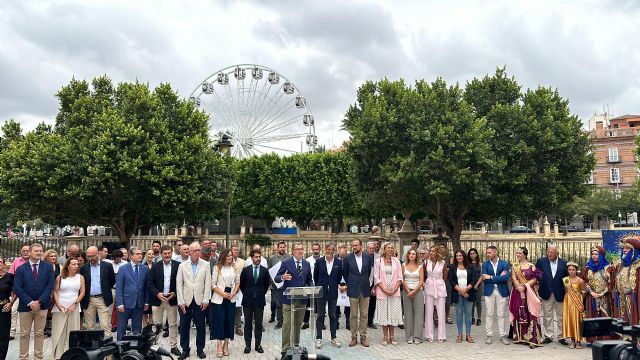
[1,0,639,148]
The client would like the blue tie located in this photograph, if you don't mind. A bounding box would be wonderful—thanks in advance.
[134,264,139,281]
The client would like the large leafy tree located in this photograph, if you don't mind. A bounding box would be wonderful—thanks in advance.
[344,68,595,249]
[0,76,232,242]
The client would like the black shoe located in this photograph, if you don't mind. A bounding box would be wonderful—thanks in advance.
[255,345,264,353]
[269,317,275,323]
[111,327,117,333]
[244,346,251,354]
[171,347,181,356]
[476,319,481,326]
[301,323,309,330]
[197,350,206,359]
[163,330,169,338]
[8,336,14,341]
[346,324,350,330]
[275,323,283,329]
[559,339,568,345]
[210,334,214,340]
[261,326,265,332]
[178,353,189,360]
[543,337,552,344]
[368,323,377,329]
[398,324,404,329]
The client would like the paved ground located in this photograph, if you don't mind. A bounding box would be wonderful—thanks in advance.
[9,296,591,360]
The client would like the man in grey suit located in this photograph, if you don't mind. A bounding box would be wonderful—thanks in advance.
[342,239,372,347]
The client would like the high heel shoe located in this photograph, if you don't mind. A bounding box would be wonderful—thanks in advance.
[382,336,388,346]
[456,335,462,343]
[390,337,398,346]
[466,335,474,343]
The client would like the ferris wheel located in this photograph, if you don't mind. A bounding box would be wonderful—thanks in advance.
[189,64,317,158]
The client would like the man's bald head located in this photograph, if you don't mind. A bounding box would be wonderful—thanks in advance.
[86,246,99,264]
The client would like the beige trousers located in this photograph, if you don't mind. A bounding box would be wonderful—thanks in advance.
[152,302,178,347]
[84,296,113,337]
[349,296,370,339]
[52,308,81,360]
[541,297,563,339]
[19,309,47,360]
[10,299,19,337]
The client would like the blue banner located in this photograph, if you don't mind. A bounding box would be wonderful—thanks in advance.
[601,229,640,262]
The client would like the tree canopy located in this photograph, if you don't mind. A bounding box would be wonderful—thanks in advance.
[343,68,595,249]
[0,76,232,242]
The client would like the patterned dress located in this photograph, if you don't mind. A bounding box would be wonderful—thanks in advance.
[581,264,615,342]
[615,259,640,325]
[509,265,544,347]
[374,263,404,326]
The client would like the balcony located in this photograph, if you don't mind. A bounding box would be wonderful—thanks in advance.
[606,128,640,137]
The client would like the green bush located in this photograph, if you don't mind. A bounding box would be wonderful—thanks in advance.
[245,234,272,248]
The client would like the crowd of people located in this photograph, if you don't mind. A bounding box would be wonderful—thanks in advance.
[0,228,638,360]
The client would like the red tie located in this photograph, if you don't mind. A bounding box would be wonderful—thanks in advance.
[32,263,38,282]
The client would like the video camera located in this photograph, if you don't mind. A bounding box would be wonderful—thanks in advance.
[583,317,640,360]
[61,323,172,360]
[281,346,331,360]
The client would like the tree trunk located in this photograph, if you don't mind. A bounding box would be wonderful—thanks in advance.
[435,208,467,251]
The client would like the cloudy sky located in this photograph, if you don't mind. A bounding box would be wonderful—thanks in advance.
[1,0,639,149]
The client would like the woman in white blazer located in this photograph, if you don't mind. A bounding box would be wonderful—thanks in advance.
[211,248,241,357]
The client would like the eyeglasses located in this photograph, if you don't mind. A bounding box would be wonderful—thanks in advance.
[190,249,201,253]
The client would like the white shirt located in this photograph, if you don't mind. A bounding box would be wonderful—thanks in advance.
[457,269,468,288]
[325,256,334,276]
[306,255,321,280]
[171,253,182,262]
[355,253,363,273]
[490,257,500,289]
[162,261,172,294]
[550,259,558,278]
[112,260,128,274]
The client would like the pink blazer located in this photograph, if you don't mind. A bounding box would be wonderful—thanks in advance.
[373,257,403,299]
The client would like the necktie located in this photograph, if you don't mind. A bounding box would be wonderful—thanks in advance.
[32,263,38,282]
[253,266,259,284]
[134,264,139,280]
[296,261,302,274]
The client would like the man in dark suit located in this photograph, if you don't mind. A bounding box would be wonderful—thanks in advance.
[535,244,568,344]
[342,238,372,347]
[239,248,271,354]
[313,242,343,349]
[147,245,181,356]
[275,242,313,358]
[115,246,149,340]
[14,243,55,360]
[80,246,116,338]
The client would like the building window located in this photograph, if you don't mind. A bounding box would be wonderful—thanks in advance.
[586,171,594,184]
[610,168,621,183]
[608,147,619,162]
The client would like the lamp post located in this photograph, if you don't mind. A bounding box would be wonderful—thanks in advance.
[618,211,622,227]
[217,134,233,249]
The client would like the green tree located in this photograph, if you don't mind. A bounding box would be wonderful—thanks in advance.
[0,76,232,242]
[343,68,595,249]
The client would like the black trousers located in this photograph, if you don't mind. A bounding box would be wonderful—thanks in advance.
[243,305,264,347]
[368,294,376,325]
[180,300,206,354]
[0,311,9,360]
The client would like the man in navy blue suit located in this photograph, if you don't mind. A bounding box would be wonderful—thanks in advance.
[312,242,343,349]
[535,244,568,344]
[14,243,55,360]
[275,242,313,358]
[239,248,271,354]
[115,246,149,340]
[481,245,511,345]
[342,238,372,347]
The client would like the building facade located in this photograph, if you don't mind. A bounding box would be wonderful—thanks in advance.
[589,114,640,193]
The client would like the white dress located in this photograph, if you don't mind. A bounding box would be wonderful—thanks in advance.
[52,274,82,360]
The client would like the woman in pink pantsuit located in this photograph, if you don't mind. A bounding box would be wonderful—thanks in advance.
[424,245,448,342]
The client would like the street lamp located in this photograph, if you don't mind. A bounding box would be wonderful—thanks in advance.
[217,134,233,248]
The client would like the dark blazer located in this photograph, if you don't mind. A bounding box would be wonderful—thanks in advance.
[275,257,313,305]
[535,257,567,302]
[481,258,511,297]
[80,261,116,309]
[448,266,478,303]
[147,260,180,307]
[342,252,372,298]
[14,261,55,312]
[116,262,150,309]
[239,264,271,308]
[313,257,343,300]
